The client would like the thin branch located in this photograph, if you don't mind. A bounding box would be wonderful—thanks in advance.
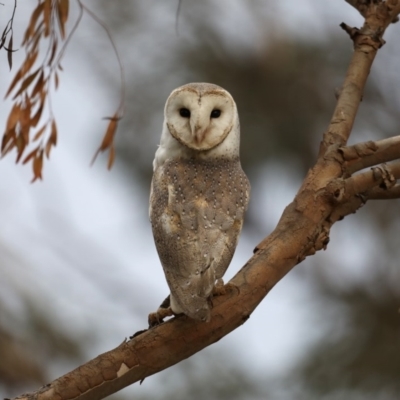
[368,184,400,199]
[55,1,84,67]
[340,135,400,174]
[344,161,400,197]
[78,1,125,117]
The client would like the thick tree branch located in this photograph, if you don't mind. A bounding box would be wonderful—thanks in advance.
[10,2,400,400]
[340,135,400,174]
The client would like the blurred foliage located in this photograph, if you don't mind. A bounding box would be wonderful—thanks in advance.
[293,279,400,400]
[0,264,85,397]
[1,1,400,400]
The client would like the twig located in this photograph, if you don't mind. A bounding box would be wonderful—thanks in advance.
[340,135,400,174]
[368,184,400,199]
[344,161,400,197]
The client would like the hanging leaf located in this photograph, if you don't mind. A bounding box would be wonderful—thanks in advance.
[91,114,120,166]
[22,2,45,45]
[7,34,13,70]
[5,50,39,98]
[30,104,44,128]
[12,68,41,100]
[1,130,16,156]
[43,0,51,37]
[23,147,38,165]
[50,119,57,146]
[32,151,44,182]
[32,124,47,142]
[5,102,21,132]
[47,38,57,66]
[57,0,69,39]
[31,70,46,99]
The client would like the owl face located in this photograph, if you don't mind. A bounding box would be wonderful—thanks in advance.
[165,83,236,151]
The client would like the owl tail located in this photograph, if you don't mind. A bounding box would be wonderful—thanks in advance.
[169,291,211,322]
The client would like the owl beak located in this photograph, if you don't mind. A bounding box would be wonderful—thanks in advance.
[191,121,206,145]
[194,128,206,145]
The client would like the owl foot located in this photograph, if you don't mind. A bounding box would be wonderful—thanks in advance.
[148,295,174,327]
[212,279,240,297]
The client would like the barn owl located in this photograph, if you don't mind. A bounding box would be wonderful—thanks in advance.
[149,83,250,326]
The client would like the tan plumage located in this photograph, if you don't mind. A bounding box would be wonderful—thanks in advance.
[150,83,250,323]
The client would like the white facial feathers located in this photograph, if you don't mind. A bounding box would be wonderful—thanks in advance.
[154,83,240,170]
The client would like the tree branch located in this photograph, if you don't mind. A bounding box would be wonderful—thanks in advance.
[340,135,400,174]
[321,0,400,154]
[344,161,400,197]
[368,183,400,199]
[10,2,400,400]
[345,0,400,23]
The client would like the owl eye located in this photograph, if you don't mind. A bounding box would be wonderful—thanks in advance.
[179,108,191,118]
[210,109,221,119]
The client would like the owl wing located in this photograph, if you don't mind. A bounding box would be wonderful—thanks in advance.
[150,158,250,321]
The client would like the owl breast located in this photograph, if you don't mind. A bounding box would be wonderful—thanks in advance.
[150,157,250,321]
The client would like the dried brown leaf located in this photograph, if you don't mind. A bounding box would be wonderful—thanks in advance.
[50,120,57,146]
[6,70,22,98]
[100,116,118,150]
[23,147,38,164]
[48,38,57,66]
[33,124,47,141]
[20,101,32,143]
[45,139,52,159]
[7,34,13,70]
[15,134,27,162]
[22,2,45,46]
[1,129,16,154]
[107,144,115,170]
[57,0,69,39]
[5,51,39,98]
[32,150,43,182]
[13,68,41,100]
[31,71,46,99]
[43,0,52,37]
[30,24,44,53]
[6,102,21,132]
[91,114,119,165]
[31,105,44,128]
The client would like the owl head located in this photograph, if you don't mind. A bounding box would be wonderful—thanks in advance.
[154,83,240,169]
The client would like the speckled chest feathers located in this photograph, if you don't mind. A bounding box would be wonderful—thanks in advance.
[150,157,250,321]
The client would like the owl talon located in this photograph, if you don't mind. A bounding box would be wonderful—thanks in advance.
[212,280,240,297]
[148,306,174,327]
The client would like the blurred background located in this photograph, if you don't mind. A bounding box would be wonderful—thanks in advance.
[1,1,400,399]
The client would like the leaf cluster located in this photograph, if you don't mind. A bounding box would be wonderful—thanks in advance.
[1,0,123,181]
